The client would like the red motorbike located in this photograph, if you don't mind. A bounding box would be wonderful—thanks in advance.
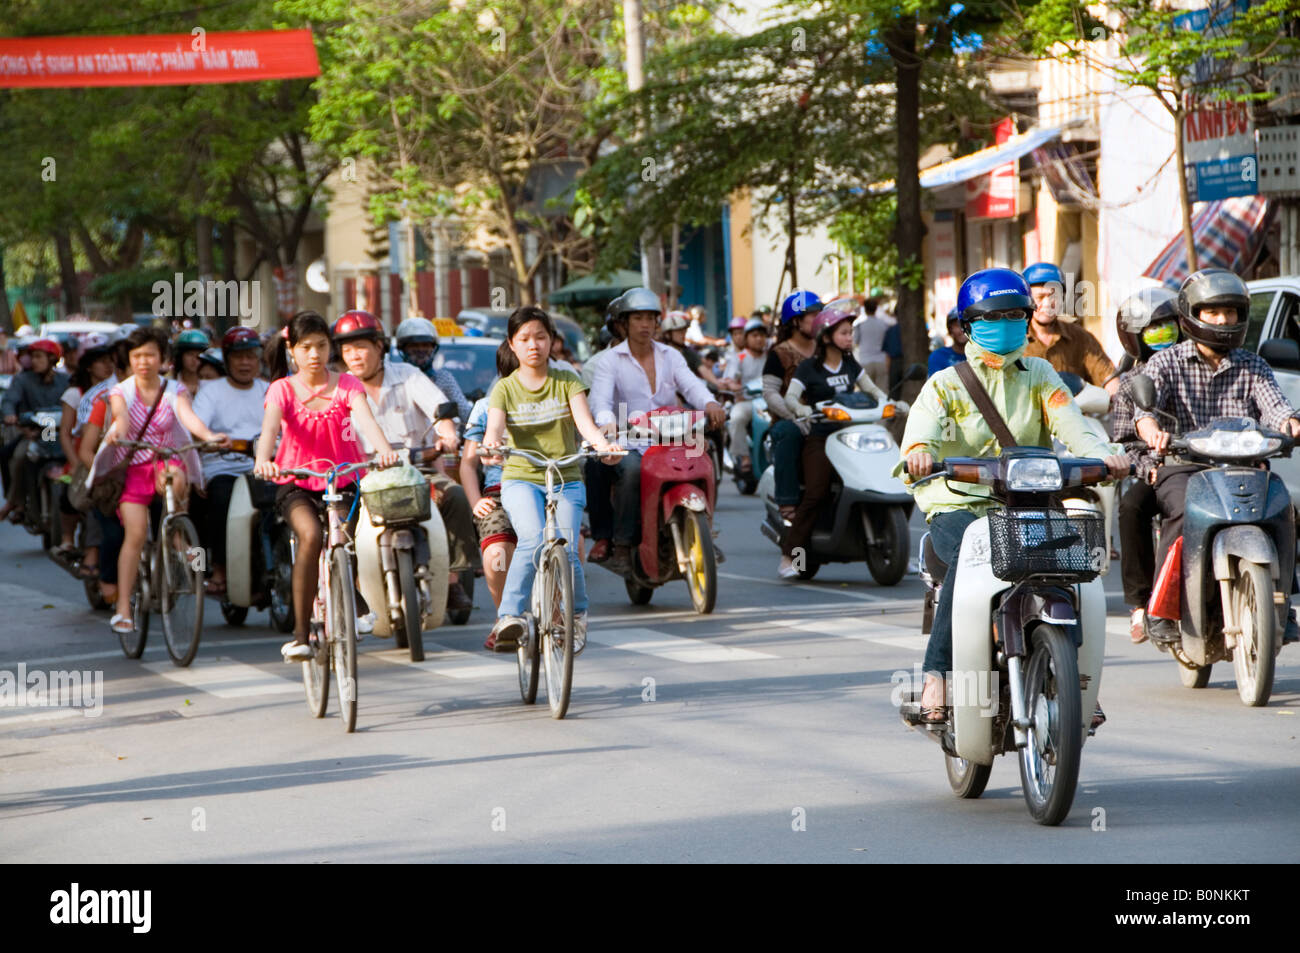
[616,408,718,614]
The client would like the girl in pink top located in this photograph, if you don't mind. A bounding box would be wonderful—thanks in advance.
[253,311,398,659]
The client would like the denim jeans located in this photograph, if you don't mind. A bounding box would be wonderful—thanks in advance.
[498,478,588,619]
[610,449,643,546]
[769,419,804,506]
[922,508,979,677]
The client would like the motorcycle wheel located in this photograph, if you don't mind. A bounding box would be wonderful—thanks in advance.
[680,510,717,614]
[397,547,424,662]
[797,558,820,581]
[220,601,249,627]
[84,578,109,611]
[268,526,295,634]
[625,576,654,605]
[39,481,55,551]
[1232,561,1276,707]
[864,506,909,587]
[1177,661,1212,688]
[1017,624,1082,826]
[945,755,992,799]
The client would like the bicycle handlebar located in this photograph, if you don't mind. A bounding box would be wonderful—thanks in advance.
[115,439,222,457]
[277,458,376,482]
[496,446,628,469]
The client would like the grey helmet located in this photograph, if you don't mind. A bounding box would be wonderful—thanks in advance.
[609,286,662,322]
[395,316,438,346]
[1177,268,1250,353]
[1116,287,1179,359]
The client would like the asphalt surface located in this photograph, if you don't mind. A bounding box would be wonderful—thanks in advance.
[0,478,1296,862]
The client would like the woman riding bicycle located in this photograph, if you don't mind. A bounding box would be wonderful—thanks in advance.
[93,326,230,636]
[480,307,621,654]
[252,311,399,662]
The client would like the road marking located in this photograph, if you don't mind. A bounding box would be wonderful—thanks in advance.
[760,616,929,651]
[0,708,85,726]
[373,643,516,680]
[141,656,300,698]
[718,570,893,602]
[587,627,777,662]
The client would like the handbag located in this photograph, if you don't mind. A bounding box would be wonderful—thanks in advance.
[89,384,166,516]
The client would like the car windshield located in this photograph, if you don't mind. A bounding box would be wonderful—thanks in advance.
[433,342,498,399]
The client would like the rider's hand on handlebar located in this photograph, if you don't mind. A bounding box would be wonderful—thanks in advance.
[596,440,624,466]
[479,439,505,466]
[102,425,125,447]
[472,496,497,519]
[1288,418,1300,440]
[906,451,934,479]
[1136,417,1170,455]
[209,431,231,450]
[1104,454,1130,481]
[704,401,726,430]
[254,460,280,480]
[373,450,401,469]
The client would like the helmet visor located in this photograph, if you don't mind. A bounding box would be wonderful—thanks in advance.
[1141,321,1179,348]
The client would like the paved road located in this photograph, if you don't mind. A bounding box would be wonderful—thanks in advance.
[0,481,1296,862]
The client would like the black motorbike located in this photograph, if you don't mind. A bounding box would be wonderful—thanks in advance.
[14,406,66,550]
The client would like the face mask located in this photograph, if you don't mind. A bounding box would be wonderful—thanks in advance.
[969,318,1028,355]
[403,348,433,370]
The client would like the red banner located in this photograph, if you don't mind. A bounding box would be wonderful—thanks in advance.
[965,116,1018,221]
[0,30,319,88]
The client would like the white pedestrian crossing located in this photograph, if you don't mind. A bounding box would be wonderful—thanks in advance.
[141,656,300,698]
[586,627,777,662]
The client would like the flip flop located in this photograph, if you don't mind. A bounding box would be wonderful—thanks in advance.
[77,562,100,579]
[204,580,227,596]
[109,613,134,635]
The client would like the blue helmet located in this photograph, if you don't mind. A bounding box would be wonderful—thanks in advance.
[1023,262,1065,287]
[957,268,1034,323]
[779,289,823,325]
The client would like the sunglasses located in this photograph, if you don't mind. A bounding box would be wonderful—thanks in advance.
[975,309,1029,322]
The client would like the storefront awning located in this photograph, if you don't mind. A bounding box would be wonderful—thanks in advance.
[1142,196,1273,288]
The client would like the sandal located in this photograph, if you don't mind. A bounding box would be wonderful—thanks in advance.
[920,706,951,725]
[778,505,797,522]
[77,561,100,579]
[1089,704,1106,736]
[204,579,227,596]
[109,613,134,635]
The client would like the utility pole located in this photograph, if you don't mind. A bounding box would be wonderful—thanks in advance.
[624,0,665,298]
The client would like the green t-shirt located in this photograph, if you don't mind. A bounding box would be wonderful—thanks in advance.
[489,368,587,484]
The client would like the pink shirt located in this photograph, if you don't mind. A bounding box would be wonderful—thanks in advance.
[266,373,367,490]
[111,379,185,467]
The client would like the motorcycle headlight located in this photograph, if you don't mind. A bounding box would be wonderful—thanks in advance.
[837,431,894,453]
[1005,457,1063,491]
[1188,429,1280,459]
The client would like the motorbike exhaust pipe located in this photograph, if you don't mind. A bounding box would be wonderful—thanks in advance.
[759,522,781,544]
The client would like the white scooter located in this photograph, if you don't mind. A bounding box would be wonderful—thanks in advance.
[758,373,920,585]
[904,448,1119,825]
[223,441,296,632]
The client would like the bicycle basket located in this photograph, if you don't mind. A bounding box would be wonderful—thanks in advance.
[360,464,431,525]
[986,507,1105,582]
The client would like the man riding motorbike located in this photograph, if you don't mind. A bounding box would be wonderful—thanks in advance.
[588,287,725,574]
[1022,262,1119,396]
[1110,287,1181,644]
[898,268,1128,724]
[0,338,70,522]
[335,310,479,615]
[763,289,821,524]
[1133,268,1300,646]
[394,317,473,422]
[927,307,967,376]
[726,318,770,482]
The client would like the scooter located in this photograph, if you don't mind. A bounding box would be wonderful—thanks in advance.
[902,447,1116,825]
[354,449,450,662]
[742,377,769,494]
[15,407,65,551]
[724,379,763,495]
[1056,372,1116,563]
[607,408,718,614]
[222,440,297,633]
[1131,376,1294,706]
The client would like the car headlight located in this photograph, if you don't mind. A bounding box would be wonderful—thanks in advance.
[837,431,894,453]
[1006,457,1063,491]
[1188,429,1281,459]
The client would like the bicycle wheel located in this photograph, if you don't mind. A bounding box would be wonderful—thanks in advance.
[269,525,295,633]
[302,554,330,719]
[120,562,150,659]
[517,615,540,704]
[329,547,359,732]
[159,515,204,667]
[542,543,575,719]
[396,547,424,662]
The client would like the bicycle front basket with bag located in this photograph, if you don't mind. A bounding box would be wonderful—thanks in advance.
[360,463,431,526]
[986,507,1105,583]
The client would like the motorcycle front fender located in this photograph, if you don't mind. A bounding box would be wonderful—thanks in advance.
[356,496,451,636]
[224,475,256,607]
[1211,524,1280,582]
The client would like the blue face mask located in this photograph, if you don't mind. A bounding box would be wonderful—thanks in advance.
[969,318,1029,355]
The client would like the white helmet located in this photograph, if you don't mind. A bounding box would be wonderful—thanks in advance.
[395,317,438,346]
[660,310,689,333]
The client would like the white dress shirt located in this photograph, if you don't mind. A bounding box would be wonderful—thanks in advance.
[356,357,451,453]
[589,340,714,443]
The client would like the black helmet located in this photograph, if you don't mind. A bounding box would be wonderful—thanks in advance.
[1117,287,1180,360]
[1177,268,1250,353]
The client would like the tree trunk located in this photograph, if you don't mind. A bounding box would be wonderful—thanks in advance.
[888,14,927,379]
[786,170,799,288]
[0,245,11,332]
[668,220,681,308]
[1174,107,1198,274]
[220,222,237,282]
[196,213,214,278]
[53,228,81,315]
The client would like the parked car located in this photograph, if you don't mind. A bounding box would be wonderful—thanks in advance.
[1246,277,1300,504]
[455,308,592,363]
[430,335,502,404]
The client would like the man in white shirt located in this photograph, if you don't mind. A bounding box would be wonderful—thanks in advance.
[335,314,478,613]
[852,297,895,391]
[589,288,725,573]
[190,327,270,596]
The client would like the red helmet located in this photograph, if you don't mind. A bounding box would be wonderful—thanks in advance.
[332,310,383,344]
[221,326,262,363]
[28,338,62,360]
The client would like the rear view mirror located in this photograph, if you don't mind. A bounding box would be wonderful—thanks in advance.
[904,363,926,383]
[1260,338,1300,372]
[436,401,460,420]
[1130,374,1156,411]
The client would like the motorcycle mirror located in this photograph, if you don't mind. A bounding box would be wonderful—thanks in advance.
[1130,374,1157,411]
[1058,371,1085,397]
[904,363,926,383]
[435,401,459,421]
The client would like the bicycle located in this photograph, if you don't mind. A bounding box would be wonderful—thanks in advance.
[115,439,217,667]
[277,459,373,733]
[497,446,624,719]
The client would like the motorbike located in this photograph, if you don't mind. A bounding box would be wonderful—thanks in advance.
[411,451,473,626]
[221,440,297,633]
[354,448,451,662]
[604,408,719,614]
[15,406,65,551]
[1056,372,1116,561]
[1131,375,1294,706]
[740,377,769,495]
[757,368,924,585]
[902,447,1116,825]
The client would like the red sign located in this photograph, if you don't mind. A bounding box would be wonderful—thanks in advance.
[0,30,319,88]
[965,117,1018,220]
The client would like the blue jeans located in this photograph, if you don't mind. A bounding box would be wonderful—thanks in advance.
[498,479,588,619]
[923,509,979,678]
[769,419,805,506]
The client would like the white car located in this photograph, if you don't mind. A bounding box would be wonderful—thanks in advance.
[1245,278,1300,503]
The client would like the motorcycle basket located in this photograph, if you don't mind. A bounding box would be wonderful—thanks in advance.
[360,465,431,526]
[987,507,1104,583]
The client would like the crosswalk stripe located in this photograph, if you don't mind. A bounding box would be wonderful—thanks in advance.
[141,656,300,698]
[760,616,929,651]
[587,627,777,662]
[373,643,515,680]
